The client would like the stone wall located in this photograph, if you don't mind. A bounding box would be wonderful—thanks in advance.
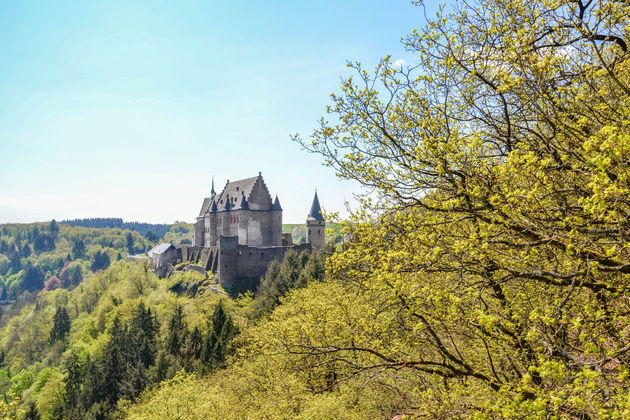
[307,219,326,250]
[214,236,311,290]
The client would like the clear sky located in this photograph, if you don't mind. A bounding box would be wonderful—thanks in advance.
[0,0,429,224]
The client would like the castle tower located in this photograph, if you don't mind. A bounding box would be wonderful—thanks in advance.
[306,191,325,250]
[271,195,283,246]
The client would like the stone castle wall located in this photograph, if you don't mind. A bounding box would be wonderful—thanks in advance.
[218,236,311,289]
[198,208,282,248]
[181,237,311,290]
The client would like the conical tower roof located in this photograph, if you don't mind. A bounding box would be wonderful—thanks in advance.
[307,191,324,221]
[271,195,282,210]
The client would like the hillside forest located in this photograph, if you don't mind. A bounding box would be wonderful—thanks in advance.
[0,0,629,418]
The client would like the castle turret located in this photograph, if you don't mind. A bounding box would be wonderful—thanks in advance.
[306,191,325,250]
[270,195,283,246]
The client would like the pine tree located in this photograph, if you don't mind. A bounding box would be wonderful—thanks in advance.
[130,303,158,368]
[72,239,85,259]
[165,304,187,358]
[22,263,44,292]
[21,242,31,258]
[99,317,126,405]
[48,219,59,240]
[71,265,83,286]
[202,300,238,369]
[126,232,134,254]
[64,351,83,411]
[49,306,71,344]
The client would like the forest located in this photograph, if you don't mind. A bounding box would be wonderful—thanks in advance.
[1,0,629,418]
[0,218,322,418]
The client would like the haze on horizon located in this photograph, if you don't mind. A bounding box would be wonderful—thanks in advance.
[0,1,429,224]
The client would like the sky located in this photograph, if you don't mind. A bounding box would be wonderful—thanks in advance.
[0,0,430,224]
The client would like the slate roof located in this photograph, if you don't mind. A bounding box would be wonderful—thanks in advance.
[199,175,261,216]
[148,243,175,256]
[308,191,324,221]
[271,195,282,210]
[198,197,213,217]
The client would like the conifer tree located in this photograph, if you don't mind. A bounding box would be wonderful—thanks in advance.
[130,303,158,368]
[48,219,59,240]
[165,304,187,358]
[202,300,237,369]
[22,263,44,292]
[72,239,85,259]
[49,306,71,344]
[71,265,83,286]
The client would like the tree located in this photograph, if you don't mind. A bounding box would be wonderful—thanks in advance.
[98,316,146,406]
[126,232,134,254]
[6,243,21,271]
[165,304,187,358]
[49,306,71,344]
[49,219,59,240]
[22,263,44,292]
[59,262,71,288]
[145,230,158,242]
[130,303,158,368]
[201,300,238,370]
[72,239,85,259]
[294,0,630,417]
[63,351,83,413]
[91,250,110,272]
[71,265,83,286]
[253,250,324,317]
[33,233,55,253]
[21,243,31,258]
[44,275,61,291]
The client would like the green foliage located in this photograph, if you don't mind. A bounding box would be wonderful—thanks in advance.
[162,222,193,245]
[90,250,110,272]
[22,264,44,293]
[253,250,325,317]
[201,300,238,370]
[49,306,71,345]
[0,222,159,296]
[129,0,630,417]
[282,224,306,244]
[4,1,630,417]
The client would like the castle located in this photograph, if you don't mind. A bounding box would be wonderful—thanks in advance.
[149,173,325,290]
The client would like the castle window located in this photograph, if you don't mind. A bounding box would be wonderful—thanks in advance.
[261,252,264,258]
[318,229,320,234]
[236,187,239,191]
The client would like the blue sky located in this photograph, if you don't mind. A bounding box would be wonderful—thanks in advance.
[0,0,429,224]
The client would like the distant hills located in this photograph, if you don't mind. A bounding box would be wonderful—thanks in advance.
[60,218,171,239]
